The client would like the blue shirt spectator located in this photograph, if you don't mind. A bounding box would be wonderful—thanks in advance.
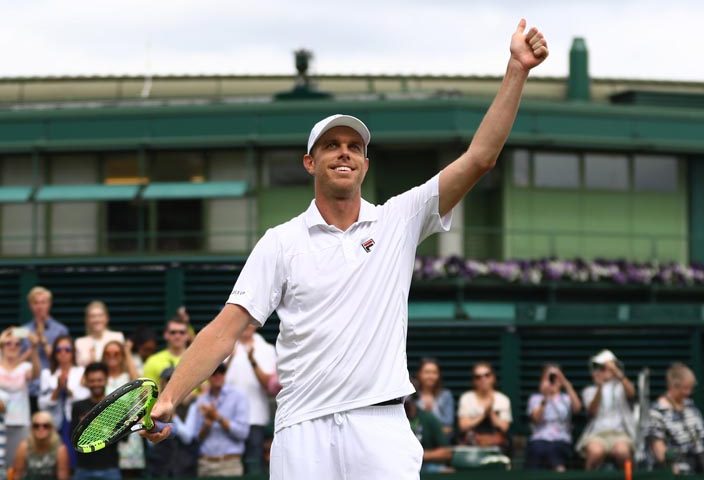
[185,364,249,477]
[185,385,250,457]
[22,287,69,398]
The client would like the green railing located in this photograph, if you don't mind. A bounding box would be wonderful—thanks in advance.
[1,227,699,263]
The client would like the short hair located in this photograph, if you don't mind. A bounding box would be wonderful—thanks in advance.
[666,362,696,388]
[164,316,188,331]
[27,286,52,303]
[472,361,494,375]
[130,326,157,349]
[84,362,108,378]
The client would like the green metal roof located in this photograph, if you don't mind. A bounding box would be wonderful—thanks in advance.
[0,186,33,203]
[141,181,248,200]
[35,184,140,202]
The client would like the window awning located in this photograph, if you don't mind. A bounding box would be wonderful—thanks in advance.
[408,302,456,320]
[141,181,248,200]
[35,184,140,202]
[408,302,516,322]
[0,186,33,203]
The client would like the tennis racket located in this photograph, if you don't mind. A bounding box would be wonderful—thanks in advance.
[72,377,174,453]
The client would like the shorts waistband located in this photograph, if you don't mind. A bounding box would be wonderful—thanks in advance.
[371,397,404,407]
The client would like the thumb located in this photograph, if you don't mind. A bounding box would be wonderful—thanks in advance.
[516,18,526,34]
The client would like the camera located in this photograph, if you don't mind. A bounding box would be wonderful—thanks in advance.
[548,372,557,384]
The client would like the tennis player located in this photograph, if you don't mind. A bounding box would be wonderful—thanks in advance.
[144,19,548,478]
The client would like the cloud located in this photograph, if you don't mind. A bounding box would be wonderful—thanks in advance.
[0,0,700,80]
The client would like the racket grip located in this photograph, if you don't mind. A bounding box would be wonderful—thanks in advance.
[151,420,177,439]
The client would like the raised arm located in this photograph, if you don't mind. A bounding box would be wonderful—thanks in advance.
[142,303,251,442]
[438,19,548,217]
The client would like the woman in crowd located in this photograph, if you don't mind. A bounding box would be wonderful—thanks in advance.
[525,364,582,471]
[415,357,455,440]
[75,301,124,367]
[457,361,512,454]
[102,340,144,476]
[576,350,635,471]
[11,410,69,480]
[38,335,89,466]
[0,328,40,469]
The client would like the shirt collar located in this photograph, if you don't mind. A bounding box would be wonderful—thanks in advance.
[303,198,378,230]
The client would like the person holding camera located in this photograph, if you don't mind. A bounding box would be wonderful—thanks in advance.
[646,362,704,475]
[525,364,581,471]
[576,350,636,471]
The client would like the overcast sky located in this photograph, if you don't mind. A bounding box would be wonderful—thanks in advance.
[1,0,700,81]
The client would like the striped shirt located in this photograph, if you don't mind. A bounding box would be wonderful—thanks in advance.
[647,397,704,472]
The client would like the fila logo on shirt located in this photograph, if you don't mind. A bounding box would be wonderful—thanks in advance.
[361,238,375,253]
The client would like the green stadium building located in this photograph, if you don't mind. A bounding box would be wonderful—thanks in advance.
[1,39,704,452]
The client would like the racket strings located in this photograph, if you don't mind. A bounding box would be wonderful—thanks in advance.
[77,385,153,447]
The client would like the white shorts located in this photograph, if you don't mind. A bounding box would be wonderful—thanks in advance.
[270,403,423,480]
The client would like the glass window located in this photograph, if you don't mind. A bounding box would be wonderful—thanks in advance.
[584,153,629,190]
[512,150,530,187]
[151,151,206,182]
[533,152,579,188]
[262,149,311,187]
[634,155,678,192]
[157,200,203,251]
[104,154,145,185]
[106,201,146,252]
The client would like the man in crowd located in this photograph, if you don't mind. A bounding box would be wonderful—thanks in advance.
[185,363,249,477]
[71,362,120,480]
[143,317,189,384]
[22,286,69,412]
[647,362,704,475]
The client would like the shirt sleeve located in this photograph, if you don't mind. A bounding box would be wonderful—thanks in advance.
[226,229,285,327]
[437,389,455,428]
[496,393,512,423]
[582,386,596,408]
[527,394,543,415]
[184,401,200,442]
[38,369,56,409]
[646,404,666,441]
[383,174,452,245]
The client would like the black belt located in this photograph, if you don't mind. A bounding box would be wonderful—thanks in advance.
[372,397,404,407]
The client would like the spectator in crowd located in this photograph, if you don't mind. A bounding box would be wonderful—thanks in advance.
[143,318,190,385]
[576,349,636,471]
[11,410,69,480]
[414,357,455,440]
[224,323,276,474]
[404,383,453,474]
[128,328,157,377]
[1,389,8,478]
[75,301,125,367]
[0,328,40,470]
[145,367,198,478]
[647,362,704,475]
[175,306,196,346]
[457,361,512,454]
[101,341,143,476]
[525,364,582,471]
[38,335,89,468]
[185,363,249,478]
[21,286,69,413]
[71,362,121,480]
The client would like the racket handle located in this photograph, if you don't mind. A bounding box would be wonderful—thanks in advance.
[151,420,177,439]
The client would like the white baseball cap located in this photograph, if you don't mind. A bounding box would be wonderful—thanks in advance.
[307,114,371,155]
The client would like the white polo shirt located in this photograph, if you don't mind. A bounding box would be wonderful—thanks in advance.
[228,174,451,432]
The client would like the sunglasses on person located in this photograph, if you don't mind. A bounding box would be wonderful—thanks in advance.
[473,371,493,380]
[2,341,21,348]
[55,346,73,353]
[168,329,187,336]
[32,423,52,430]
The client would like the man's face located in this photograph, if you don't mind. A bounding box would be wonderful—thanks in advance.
[29,293,51,321]
[304,126,369,200]
[164,322,188,349]
[209,370,226,389]
[85,371,107,398]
